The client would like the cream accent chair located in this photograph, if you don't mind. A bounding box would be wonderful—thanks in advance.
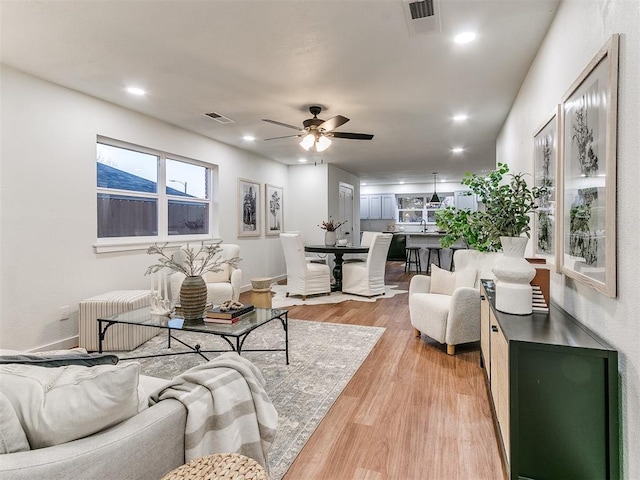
[409,249,502,355]
[169,244,242,305]
[341,233,392,297]
[280,233,331,299]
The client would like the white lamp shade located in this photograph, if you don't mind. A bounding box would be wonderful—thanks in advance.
[316,135,332,152]
[300,133,315,151]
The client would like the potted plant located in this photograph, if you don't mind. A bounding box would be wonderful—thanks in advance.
[436,163,546,251]
[318,217,347,246]
[146,241,240,321]
[436,163,547,314]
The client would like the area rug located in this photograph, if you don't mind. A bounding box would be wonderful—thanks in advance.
[119,319,385,480]
[270,284,407,308]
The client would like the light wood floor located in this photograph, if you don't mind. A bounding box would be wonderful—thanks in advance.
[241,262,505,480]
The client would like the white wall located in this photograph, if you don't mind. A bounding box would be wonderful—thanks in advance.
[0,66,288,351]
[496,0,640,476]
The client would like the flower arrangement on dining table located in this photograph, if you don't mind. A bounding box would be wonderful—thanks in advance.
[318,217,347,232]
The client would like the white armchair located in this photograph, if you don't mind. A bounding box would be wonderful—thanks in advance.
[280,233,331,299]
[169,244,242,305]
[342,233,392,297]
[409,249,502,355]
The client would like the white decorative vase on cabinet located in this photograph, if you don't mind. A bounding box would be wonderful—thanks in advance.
[492,236,536,315]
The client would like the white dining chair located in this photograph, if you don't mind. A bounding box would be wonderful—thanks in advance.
[341,233,392,297]
[279,233,331,299]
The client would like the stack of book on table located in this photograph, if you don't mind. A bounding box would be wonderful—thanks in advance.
[532,285,549,313]
[204,304,255,323]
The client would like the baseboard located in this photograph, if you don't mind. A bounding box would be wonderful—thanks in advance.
[29,335,79,352]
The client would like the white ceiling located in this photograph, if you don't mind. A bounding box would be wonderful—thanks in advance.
[0,0,558,185]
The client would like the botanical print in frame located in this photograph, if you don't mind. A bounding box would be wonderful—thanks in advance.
[533,107,559,266]
[238,178,261,237]
[265,184,283,236]
[559,34,618,297]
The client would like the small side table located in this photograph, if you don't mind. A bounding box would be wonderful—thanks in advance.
[251,277,274,308]
[161,452,269,480]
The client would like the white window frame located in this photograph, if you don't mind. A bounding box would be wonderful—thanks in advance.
[94,136,219,253]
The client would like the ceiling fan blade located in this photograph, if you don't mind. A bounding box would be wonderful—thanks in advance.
[329,132,374,140]
[264,134,303,141]
[319,115,349,132]
[262,119,302,131]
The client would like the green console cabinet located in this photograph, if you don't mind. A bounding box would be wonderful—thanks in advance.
[480,280,619,480]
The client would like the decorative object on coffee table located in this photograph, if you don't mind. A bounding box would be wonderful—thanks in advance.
[146,241,240,322]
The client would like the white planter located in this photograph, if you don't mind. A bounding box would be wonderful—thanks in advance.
[492,236,536,315]
[324,231,337,246]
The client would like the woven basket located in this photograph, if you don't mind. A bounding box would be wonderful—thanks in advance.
[161,453,269,480]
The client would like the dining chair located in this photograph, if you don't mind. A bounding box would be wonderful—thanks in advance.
[279,233,331,299]
[344,230,377,263]
[341,233,392,297]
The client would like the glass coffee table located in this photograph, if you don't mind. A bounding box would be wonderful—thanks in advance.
[98,307,289,364]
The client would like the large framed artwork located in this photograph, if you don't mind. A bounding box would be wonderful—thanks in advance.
[265,184,283,236]
[238,178,261,237]
[533,106,560,267]
[558,34,618,297]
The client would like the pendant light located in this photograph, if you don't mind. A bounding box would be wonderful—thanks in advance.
[430,172,440,203]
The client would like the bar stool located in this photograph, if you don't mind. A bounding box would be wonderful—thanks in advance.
[426,247,441,274]
[405,246,422,273]
[449,245,466,271]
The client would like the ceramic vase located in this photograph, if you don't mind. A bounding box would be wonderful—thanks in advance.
[324,231,337,247]
[179,275,207,321]
[492,236,536,315]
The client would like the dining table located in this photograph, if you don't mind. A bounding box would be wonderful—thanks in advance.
[304,244,369,292]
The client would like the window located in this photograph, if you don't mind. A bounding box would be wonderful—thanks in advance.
[96,139,212,242]
[397,195,425,224]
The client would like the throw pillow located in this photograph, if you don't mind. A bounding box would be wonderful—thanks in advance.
[430,265,478,295]
[204,264,231,284]
[0,391,30,453]
[0,362,147,449]
[0,352,119,368]
[430,264,456,295]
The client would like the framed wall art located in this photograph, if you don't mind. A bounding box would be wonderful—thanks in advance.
[533,106,560,267]
[265,184,283,236]
[238,178,261,237]
[558,34,618,297]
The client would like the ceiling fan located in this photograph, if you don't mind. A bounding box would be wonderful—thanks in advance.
[262,105,374,152]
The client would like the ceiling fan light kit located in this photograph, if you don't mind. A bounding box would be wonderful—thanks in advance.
[263,105,373,153]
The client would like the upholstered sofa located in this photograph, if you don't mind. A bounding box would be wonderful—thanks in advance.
[0,349,275,480]
[0,370,185,480]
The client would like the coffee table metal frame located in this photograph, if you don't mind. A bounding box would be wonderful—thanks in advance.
[98,306,289,364]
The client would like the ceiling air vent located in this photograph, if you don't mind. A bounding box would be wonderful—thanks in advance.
[409,0,434,19]
[402,0,440,35]
[204,112,235,124]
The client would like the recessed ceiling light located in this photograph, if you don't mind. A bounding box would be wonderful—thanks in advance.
[454,32,476,44]
[452,147,465,154]
[243,135,256,142]
[399,181,405,185]
[453,113,469,122]
[126,86,146,96]
[298,158,307,163]
[361,182,368,186]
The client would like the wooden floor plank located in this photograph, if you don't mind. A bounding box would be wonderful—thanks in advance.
[241,261,504,480]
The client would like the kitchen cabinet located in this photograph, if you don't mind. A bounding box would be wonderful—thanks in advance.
[360,194,395,220]
[480,280,619,480]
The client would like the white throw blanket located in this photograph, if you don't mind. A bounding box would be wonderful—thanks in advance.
[149,352,278,469]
